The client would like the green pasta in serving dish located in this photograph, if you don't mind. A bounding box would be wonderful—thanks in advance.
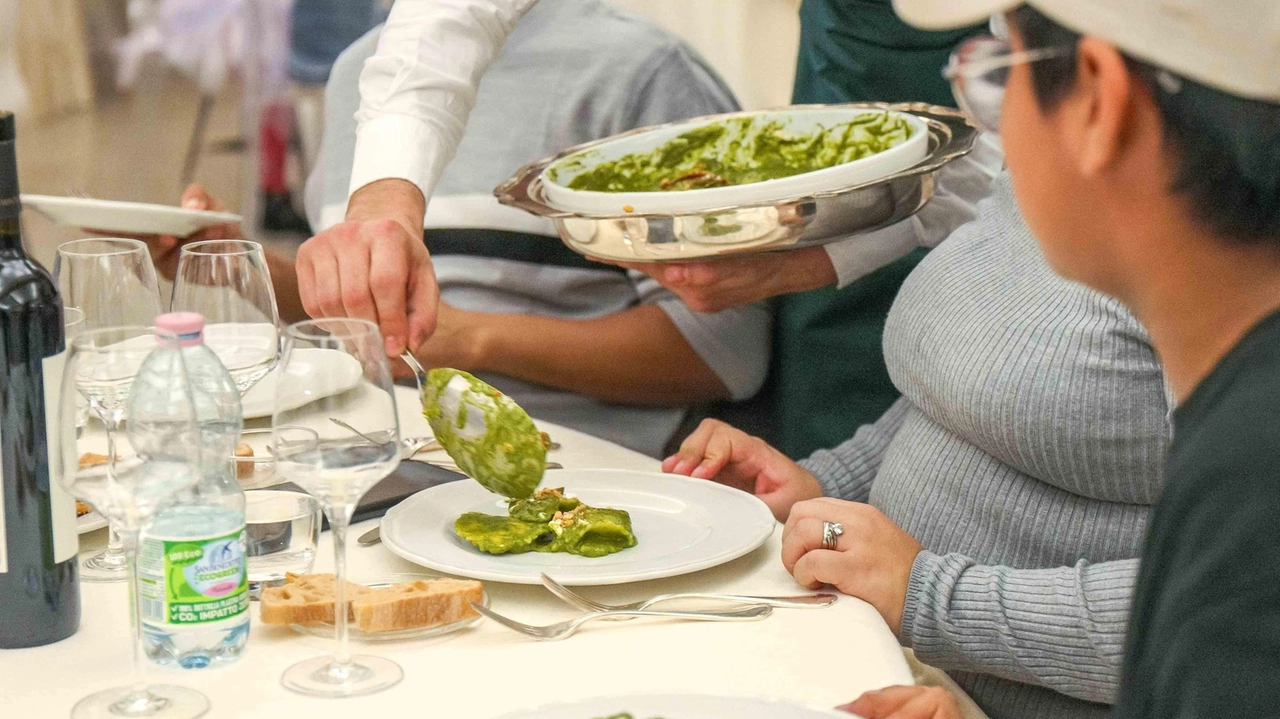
[553,111,914,193]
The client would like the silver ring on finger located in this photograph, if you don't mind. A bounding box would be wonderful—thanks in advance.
[821,521,844,551]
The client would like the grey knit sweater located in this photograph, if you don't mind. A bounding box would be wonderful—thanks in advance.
[800,174,1171,719]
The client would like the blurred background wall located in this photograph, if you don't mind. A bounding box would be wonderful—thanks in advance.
[609,0,800,110]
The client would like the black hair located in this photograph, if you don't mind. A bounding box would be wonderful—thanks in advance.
[1012,5,1280,243]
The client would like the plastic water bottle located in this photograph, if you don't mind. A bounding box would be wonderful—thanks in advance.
[136,312,249,668]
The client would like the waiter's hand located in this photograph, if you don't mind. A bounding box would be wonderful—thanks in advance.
[297,178,437,356]
[598,246,837,313]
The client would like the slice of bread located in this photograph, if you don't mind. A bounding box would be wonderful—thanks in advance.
[259,573,372,625]
[234,443,255,480]
[351,578,484,633]
[78,452,109,469]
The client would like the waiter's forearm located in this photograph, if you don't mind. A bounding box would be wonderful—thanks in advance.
[463,305,731,406]
[348,0,539,204]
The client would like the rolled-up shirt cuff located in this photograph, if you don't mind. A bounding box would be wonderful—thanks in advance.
[823,218,923,289]
[349,113,453,203]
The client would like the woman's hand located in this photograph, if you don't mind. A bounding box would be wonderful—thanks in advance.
[662,419,823,521]
[782,498,923,634]
[839,686,963,719]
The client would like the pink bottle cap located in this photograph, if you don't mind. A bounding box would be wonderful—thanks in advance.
[155,312,205,347]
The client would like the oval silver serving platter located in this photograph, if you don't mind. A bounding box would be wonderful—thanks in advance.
[494,102,980,263]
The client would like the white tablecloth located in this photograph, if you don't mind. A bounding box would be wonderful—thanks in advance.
[3,386,912,717]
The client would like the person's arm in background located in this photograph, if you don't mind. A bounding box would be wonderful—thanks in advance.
[296,0,539,355]
[607,133,1004,313]
[414,302,730,406]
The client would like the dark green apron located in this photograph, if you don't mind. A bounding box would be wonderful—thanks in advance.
[773,0,983,457]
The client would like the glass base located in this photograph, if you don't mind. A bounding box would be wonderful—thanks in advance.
[80,550,129,583]
[280,655,403,698]
[71,684,210,719]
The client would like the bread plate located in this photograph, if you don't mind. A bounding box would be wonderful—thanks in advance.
[78,510,108,534]
[380,469,777,587]
[21,195,241,237]
[490,694,857,719]
[289,573,488,642]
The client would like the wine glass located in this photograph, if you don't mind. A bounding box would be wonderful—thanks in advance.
[271,319,402,697]
[54,238,163,328]
[171,240,279,396]
[58,327,209,718]
[54,238,163,582]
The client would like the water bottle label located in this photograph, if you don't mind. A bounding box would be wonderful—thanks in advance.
[139,527,248,625]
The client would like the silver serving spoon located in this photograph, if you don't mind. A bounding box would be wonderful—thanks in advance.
[401,351,429,395]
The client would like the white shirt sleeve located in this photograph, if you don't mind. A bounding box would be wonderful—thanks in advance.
[347,0,540,203]
[824,132,1004,288]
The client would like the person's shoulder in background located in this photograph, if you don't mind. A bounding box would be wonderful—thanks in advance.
[462,0,741,174]
[526,0,741,134]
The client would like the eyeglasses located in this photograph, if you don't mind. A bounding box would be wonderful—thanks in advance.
[944,35,1072,133]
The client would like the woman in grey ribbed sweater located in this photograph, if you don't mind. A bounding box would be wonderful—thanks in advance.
[665,173,1171,719]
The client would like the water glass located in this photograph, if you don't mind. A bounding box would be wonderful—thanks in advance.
[245,490,321,594]
[272,318,402,698]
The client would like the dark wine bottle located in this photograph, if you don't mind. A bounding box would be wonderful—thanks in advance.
[0,110,80,648]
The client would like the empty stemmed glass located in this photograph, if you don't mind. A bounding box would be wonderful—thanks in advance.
[54,238,163,581]
[59,327,208,718]
[171,240,279,395]
[271,318,402,697]
[55,238,163,327]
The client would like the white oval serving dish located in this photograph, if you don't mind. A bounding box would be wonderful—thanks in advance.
[541,107,929,215]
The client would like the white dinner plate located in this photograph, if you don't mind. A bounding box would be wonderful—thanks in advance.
[239,348,363,420]
[78,510,108,534]
[22,195,242,237]
[490,694,858,719]
[380,469,776,586]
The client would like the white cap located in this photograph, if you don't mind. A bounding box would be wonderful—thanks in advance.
[893,0,1280,102]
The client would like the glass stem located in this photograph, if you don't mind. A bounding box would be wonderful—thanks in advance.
[121,527,151,703]
[328,504,355,668]
[103,415,127,563]
[105,525,125,559]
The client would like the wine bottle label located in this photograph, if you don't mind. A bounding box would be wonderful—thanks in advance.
[41,351,77,564]
[0,353,74,573]
[138,527,249,626]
